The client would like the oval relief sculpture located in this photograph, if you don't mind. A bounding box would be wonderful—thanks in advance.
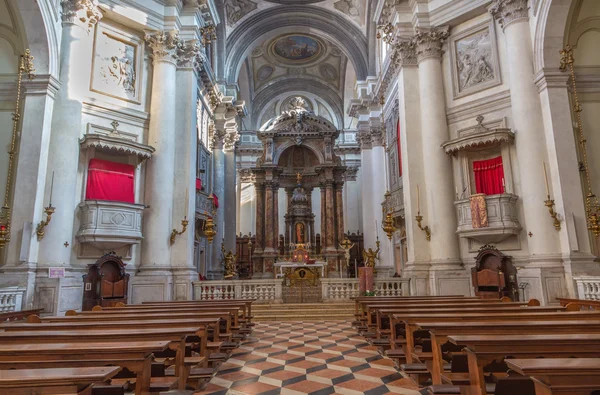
[257,65,274,81]
[319,63,338,81]
[272,35,322,62]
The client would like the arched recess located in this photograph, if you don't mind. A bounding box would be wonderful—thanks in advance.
[272,141,326,166]
[251,78,344,130]
[534,0,576,73]
[225,5,368,84]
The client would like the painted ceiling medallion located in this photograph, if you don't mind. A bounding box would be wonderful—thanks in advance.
[271,35,322,63]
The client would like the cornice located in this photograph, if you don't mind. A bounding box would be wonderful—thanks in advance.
[446,89,511,124]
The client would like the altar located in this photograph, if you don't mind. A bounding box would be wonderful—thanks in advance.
[274,261,327,278]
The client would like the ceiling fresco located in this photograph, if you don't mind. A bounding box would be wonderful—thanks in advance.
[271,35,322,62]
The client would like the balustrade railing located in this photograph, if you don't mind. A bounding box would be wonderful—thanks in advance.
[0,286,25,312]
[574,276,600,300]
[193,277,410,303]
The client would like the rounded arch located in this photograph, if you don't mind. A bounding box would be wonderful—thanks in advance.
[273,141,326,166]
[225,5,368,84]
[252,78,344,129]
[534,0,577,73]
[11,0,59,77]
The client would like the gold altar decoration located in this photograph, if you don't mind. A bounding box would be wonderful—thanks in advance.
[203,215,216,243]
[286,266,320,287]
[469,194,489,229]
[36,206,55,241]
[542,162,561,231]
[363,240,381,268]
[382,211,395,240]
[221,243,237,279]
[561,45,598,236]
[0,50,36,249]
[415,185,431,241]
[170,218,189,245]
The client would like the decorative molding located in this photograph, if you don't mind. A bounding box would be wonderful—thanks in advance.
[489,0,529,30]
[80,121,155,164]
[343,166,359,181]
[395,40,417,67]
[60,0,102,32]
[442,115,514,155]
[445,89,511,124]
[145,30,183,65]
[223,131,240,152]
[177,40,201,69]
[356,130,372,150]
[371,128,385,147]
[412,27,450,63]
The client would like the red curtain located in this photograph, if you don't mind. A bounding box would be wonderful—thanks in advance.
[212,194,219,208]
[86,158,135,203]
[473,156,504,195]
[396,119,402,177]
[196,178,202,190]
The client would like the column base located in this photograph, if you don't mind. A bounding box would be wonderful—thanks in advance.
[172,267,198,300]
[129,267,173,304]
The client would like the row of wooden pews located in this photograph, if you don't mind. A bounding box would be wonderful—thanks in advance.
[353,295,600,395]
[0,299,254,394]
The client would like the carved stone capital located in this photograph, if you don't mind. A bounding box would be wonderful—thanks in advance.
[177,40,201,69]
[489,0,529,30]
[412,27,450,63]
[223,131,240,152]
[211,128,226,150]
[344,166,359,181]
[394,40,417,67]
[371,128,385,147]
[60,0,102,32]
[145,31,183,65]
[356,130,372,150]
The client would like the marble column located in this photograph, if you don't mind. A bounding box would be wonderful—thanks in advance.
[137,31,183,297]
[39,1,101,269]
[254,182,265,276]
[223,139,237,252]
[209,136,225,280]
[336,183,346,276]
[263,182,275,277]
[320,185,327,251]
[236,174,242,235]
[357,129,376,251]
[490,0,560,257]
[273,183,279,252]
[170,42,200,300]
[414,28,460,265]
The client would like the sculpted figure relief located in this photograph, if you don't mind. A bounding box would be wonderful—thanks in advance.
[224,0,257,25]
[455,28,495,91]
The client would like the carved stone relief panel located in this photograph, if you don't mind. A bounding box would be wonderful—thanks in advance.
[225,0,257,26]
[91,21,143,104]
[449,20,501,99]
[333,0,365,25]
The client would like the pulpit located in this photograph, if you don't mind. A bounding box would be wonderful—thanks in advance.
[471,244,518,300]
[82,252,129,310]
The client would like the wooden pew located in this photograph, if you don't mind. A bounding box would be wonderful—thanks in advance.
[0,366,121,395]
[557,297,600,310]
[0,341,171,395]
[448,334,600,395]
[353,296,477,318]
[0,308,43,322]
[0,327,208,390]
[141,299,255,325]
[506,358,600,395]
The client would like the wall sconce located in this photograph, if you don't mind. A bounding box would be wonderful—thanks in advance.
[36,205,55,241]
[170,217,189,245]
[543,162,561,231]
[415,213,431,241]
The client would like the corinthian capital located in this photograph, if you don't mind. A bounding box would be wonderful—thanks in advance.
[223,131,240,152]
[393,40,417,67]
[60,0,102,32]
[177,40,201,69]
[412,27,450,63]
[489,0,529,30]
[145,31,183,65]
[356,130,372,150]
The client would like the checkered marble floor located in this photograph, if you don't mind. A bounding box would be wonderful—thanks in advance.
[195,320,422,395]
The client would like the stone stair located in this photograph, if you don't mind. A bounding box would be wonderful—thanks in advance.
[252,302,354,322]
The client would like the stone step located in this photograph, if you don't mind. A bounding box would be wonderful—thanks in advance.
[252,302,354,322]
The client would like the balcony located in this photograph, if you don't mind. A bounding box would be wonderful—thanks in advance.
[455,194,521,243]
[77,200,144,250]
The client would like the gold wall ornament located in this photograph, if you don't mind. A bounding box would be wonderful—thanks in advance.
[363,240,381,268]
[415,213,431,241]
[36,205,55,241]
[170,218,189,245]
[382,211,395,240]
[203,215,217,243]
[542,162,561,231]
[221,243,237,279]
[560,45,599,237]
[0,49,36,249]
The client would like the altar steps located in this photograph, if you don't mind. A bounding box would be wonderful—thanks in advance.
[252,302,354,322]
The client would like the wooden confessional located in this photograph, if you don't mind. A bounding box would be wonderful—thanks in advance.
[82,252,129,310]
[471,245,518,301]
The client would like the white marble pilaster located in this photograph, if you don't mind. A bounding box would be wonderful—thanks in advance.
[414,28,461,266]
[209,133,225,280]
[357,127,375,251]
[490,1,561,257]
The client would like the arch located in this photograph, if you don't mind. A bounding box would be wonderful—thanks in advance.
[534,0,577,73]
[225,5,368,84]
[251,78,344,129]
[273,140,326,166]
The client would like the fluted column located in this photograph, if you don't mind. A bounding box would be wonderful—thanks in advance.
[39,0,101,270]
[490,0,560,256]
[414,28,460,265]
[140,31,183,278]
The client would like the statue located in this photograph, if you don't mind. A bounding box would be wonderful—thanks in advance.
[296,172,303,184]
[221,243,237,279]
[339,237,355,267]
[362,240,381,268]
[295,222,305,244]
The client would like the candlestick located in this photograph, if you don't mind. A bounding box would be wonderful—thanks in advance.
[49,171,54,206]
[375,220,379,240]
[417,184,420,213]
[185,188,189,217]
[543,162,550,197]
[502,177,505,193]
[455,186,458,199]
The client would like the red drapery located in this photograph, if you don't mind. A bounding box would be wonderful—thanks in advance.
[86,158,135,203]
[396,119,402,177]
[212,193,219,208]
[473,156,504,195]
[196,178,202,190]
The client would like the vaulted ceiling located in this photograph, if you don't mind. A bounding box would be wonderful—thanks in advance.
[222,0,372,130]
